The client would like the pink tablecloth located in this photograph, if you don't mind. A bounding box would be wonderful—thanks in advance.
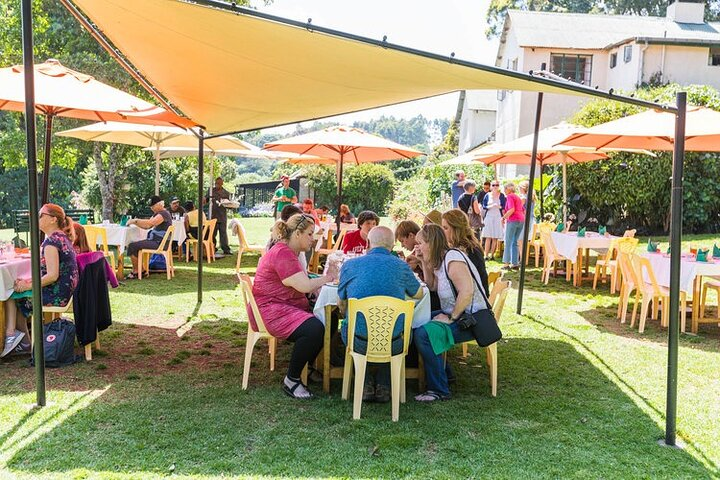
[642,252,720,293]
[0,257,32,301]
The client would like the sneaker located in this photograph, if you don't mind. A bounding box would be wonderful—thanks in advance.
[10,342,31,356]
[1,331,25,358]
[374,384,391,403]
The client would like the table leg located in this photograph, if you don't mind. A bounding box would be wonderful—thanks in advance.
[117,253,125,279]
[0,300,6,352]
[584,249,590,276]
[574,248,582,287]
[692,276,700,334]
[323,305,333,393]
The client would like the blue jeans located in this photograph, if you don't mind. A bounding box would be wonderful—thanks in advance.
[503,220,524,265]
[413,321,477,396]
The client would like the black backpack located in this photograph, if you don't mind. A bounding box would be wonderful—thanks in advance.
[30,319,80,368]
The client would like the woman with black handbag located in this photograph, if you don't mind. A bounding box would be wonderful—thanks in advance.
[412,224,502,402]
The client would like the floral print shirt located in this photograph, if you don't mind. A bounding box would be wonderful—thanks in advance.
[41,231,78,307]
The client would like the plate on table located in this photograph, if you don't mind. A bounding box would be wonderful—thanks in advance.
[19,253,31,259]
[325,282,339,287]
[0,259,7,265]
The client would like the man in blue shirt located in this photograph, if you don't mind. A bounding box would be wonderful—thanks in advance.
[450,170,466,208]
[337,226,423,403]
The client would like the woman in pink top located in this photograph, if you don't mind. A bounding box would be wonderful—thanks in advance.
[501,182,525,269]
[252,213,333,399]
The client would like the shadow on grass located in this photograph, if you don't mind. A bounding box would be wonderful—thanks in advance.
[6,337,714,478]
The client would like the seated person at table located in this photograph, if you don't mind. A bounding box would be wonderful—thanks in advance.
[315,205,330,220]
[341,210,379,254]
[301,198,321,226]
[395,220,421,271]
[337,226,423,403]
[2,204,79,357]
[183,201,206,240]
[441,209,489,294]
[413,224,491,402]
[71,222,91,255]
[124,195,171,279]
[252,213,334,399]
[168,197,185,218]
[337,204,355,224]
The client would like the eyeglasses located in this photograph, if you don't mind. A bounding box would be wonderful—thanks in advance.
[491,183,499,187]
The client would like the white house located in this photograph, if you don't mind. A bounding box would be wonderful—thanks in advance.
[463,1,720,177]
[457,90,497,154]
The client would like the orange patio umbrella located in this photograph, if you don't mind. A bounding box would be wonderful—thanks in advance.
[263,125,423,229]
[0,59,195,203]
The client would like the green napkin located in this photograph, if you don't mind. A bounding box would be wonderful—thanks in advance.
[424,321,455,355]
[119,215,129,227]
[713,244,720,258]
[696,248,709,262]
[555,223,565,233]
[667,247,671,255]
[79,214,87,225]
[577,227,586,237]
[647,239,658,252]
[598,225,607,235]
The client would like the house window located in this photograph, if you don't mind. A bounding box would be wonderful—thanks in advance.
[550,53,593,84]
[623,45,632,63]
[610,53,617,69]
[710,47,720,66]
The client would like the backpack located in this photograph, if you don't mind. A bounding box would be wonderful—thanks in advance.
[30,318,80,368]
[149,253,167,271]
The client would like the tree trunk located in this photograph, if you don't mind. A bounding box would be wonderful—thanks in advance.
[93,143,116,221]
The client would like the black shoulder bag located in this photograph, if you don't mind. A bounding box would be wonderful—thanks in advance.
[443,249,502,347]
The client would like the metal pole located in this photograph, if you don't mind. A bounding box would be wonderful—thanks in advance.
[664,91,686,447]
[562,158,568,224]
[517,92,543,315]
[197,130,204,304]
[154,144,160,196]
[539,163,544,218]
[41,114,53,205]
[335,152,344,234]
[208,154,214,219]
[21,0,46,407]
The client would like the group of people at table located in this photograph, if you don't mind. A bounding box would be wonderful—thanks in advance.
[252,202,497,402]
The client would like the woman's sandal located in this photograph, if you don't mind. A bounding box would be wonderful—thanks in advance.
[124,272,139,280]
[282,378,313,399]
[414,391,450,402]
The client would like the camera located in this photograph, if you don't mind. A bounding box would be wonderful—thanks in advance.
[455,312,477,330]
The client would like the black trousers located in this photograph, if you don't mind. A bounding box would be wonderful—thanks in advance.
[213,217,230,254]
[286,316,324,380]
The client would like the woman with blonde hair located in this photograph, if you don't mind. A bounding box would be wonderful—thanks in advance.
[441,209,489,294]
[252,213,333,399]
[2,204,79,357]
[337,204,355,224]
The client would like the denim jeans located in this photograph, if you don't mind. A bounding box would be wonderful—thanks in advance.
[503,220,524,265]
[413,321,477,396]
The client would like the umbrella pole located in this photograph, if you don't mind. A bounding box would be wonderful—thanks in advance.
[208,156,214,219]
[539,164,544,218]
[336,154,344,235]
[21,0,46,407]
[41,114,54,205]
[197,131,205,304]
[562,157,568,224]
[517,92,543,315]
[155,144,160,196]
[664,91,686,448]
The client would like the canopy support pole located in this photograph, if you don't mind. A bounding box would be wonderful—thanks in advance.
[562,157,568,224]
[41,114,54,205]
[516,92,543,315]
[336,152,344,235]
[154,144,160,196]
[663,91,686,448]
[22,0,46,407]
[197,130,205,304]
[539,164,544,218]
[209,156,214,219]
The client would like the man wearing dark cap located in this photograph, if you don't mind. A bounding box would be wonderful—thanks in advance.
[206,176,232,256]
[125,195,172,279]
[272,174,297,219]
[169,196,186,218]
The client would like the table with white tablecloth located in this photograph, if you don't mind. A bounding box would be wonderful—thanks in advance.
[312,283,431,392]
[0,257,31,302]
[551,231,615,286]
[642,252,720,333]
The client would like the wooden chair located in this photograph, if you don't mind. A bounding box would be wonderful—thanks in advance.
[186,218,216,263]
[539,231,573,284]
[309,229,348,274]
[461,271,501,358]
[84,225,116,271]
[700,277,720,326]
[524,223,543,267]
[341,296,414,422]
[237,273,278,389]
[630,255,687,333]
[139,226,175,280]
[234,221,264,272]
[486,279,511,397]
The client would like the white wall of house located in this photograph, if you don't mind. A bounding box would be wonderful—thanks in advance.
[644,44,720,88]
[459,108,496,153]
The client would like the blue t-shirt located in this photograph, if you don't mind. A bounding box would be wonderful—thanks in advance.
[451,180,464,208]
[337,248,421,345]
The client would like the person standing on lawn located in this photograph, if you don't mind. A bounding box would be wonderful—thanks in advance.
[337,226,423,403]
[450,170,466,208]
[501,182,525,270]
[207,176,232,256]
[457,181,484,239]
[272,175,298,219]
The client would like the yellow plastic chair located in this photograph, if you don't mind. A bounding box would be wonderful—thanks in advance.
[700,276,720,327]
[186,218,216,263]
[616,242,641,324]
[237,273,278,389]
[631,256,687,334]
[139,226,175,280]
[539,231,573,284]
[84,225,116,271]
[524,223,543,267]
[594,237,639,293]
[341,296,414,422]
[234,221,265,272]
[461,271,501,358]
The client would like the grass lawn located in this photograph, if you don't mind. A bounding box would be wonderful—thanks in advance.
[1,218,720,479]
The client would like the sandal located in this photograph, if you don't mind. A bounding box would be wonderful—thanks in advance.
[282,377,313,399]
[414,390,450,402]
[124,272,139,280]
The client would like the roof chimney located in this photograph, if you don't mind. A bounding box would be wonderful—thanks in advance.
[666,1,706,24]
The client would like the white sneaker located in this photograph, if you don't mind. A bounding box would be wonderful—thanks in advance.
[1,331,25,358]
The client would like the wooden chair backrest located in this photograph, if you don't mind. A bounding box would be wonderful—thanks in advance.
[492,280,512,322]
[488,276,506,305]
[538,222,555,235]
[616,244,640,289]
[84,225,110,255]
[347,296,414,363]
[487,271,501,290]
[157,225,175,252]
[333,229,348,251]
[540,231,559,257]
[234,221,250,249]
[203,219,217,242]
[237,273,269,334]
[633,256,663,296]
